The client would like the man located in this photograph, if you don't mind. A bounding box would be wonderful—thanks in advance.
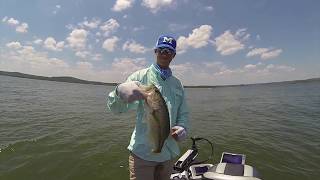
[107,35,189,180]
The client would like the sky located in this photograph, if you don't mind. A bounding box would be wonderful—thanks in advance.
[0,0,319,86]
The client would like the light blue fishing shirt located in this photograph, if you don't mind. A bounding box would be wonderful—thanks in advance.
[107,64,189,162]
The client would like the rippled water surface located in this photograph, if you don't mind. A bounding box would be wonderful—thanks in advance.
[1,75,319,180]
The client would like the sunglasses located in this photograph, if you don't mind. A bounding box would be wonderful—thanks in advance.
[156,47,175,55]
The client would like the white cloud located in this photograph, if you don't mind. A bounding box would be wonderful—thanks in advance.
[67,58,147,82]
[2,17,29,33]
[170,61,296,86]
[66,29,88,50]
[74,51,102,61]
[111,57,147,76]
[171,62,194,76]
[96,32,101,37]
[172,61,227,80]
[79,18,101,29]
[44,37,64,51]
[112,0,135,12]
[56,42,65,51]
[66,24,75,30]
[6,42,22,49]
[122,40,148,53]
[261,49,283,60]
[15,23,29,33]
[215,29,250,56]
[47,58,68,68]
[168,23,189,32]
[17,45,36,55]
[0,43,145,83]
[256,35,261,41]
[102,36,119,52]
[33,39,43,45]
[7,17,19,26]
[100,18,120,37]
[246,48,269,57]
[53,4,62,14]
[0,44,69,76]
[92,54,102,61]
[176,25,213,54]
[75,51,90,58]
[142,0,175,13]
[133,26,145,32]
[244,64,258,70]
[235,28,250,41]
[0,41,298,85]
[247,48,283,60]
[2,16,8,22]
[76,61,93,70]
[203,61,228,72]
[205,6,214,11]
[266,64,295,72]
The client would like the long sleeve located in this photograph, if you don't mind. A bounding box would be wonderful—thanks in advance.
[106,75,140,114]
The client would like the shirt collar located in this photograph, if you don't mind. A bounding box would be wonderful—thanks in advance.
[152,63,172,80]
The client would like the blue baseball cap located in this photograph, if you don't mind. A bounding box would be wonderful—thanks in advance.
[155,35,176,52]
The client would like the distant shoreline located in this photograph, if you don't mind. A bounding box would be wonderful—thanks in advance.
[0,70,319,88]
[0,71,117,86]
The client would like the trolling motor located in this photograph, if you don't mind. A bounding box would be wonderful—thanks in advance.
[173,137,199,172]
[171,137,214,179]
[170,137,262,180]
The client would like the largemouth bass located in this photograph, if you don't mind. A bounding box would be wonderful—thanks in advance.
[141,84,170,153]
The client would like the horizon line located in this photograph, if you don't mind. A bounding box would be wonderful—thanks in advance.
[0,70,319,88]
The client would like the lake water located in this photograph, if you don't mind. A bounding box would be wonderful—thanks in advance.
[0,75,319,180]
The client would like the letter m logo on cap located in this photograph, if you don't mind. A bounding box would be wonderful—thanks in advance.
[163,37,174,44]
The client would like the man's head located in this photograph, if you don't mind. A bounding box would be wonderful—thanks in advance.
[154,35,176,68]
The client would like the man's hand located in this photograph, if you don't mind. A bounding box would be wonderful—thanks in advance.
[171,126,187,141]
[116,81,147,103]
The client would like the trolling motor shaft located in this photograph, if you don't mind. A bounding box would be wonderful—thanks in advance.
[173,137,204,172]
